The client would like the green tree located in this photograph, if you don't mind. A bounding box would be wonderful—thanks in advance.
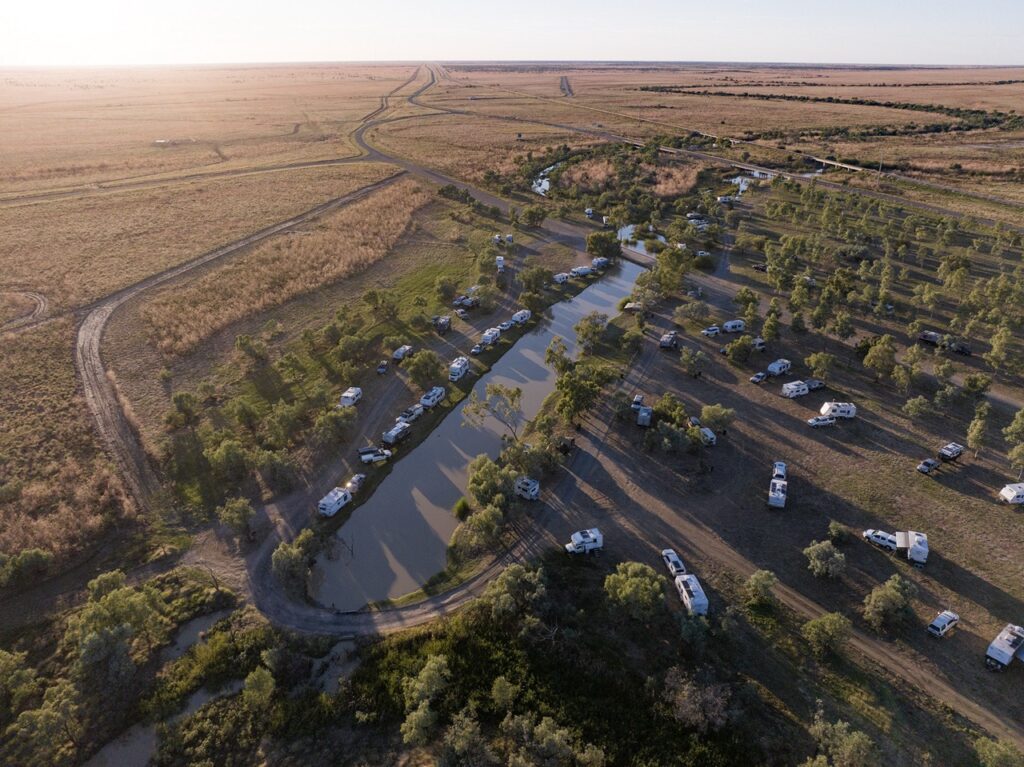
[6,680,82,765]
[902,395,930,419]
[400,654,451,745]
[803,540,846,579]
[405,349,446,391]
[574,311,609,354]
[467,454,516,510]
[491,676,519,712]
[0,650,38,727]
[586,230,622,260]
[545,336,573,375]
[700,403,735,432]
[863,334,897,380]
[975,737,1024,767]
[805,352,836,381]
[791,312,807,333]
[743,570,777,609]
[725,334,754,364]
[679,348,709,377]
[803,705,876,767]
[762,312,780,342]
[520,205,547,227]
[242,666,276,713]
[604,562,664,622]
[863,574,917,632]
[482,564,547,626]
[802,613,852,658]
[662,667,731,735]
[312,405,356,445]
[555,369,602,425]
[984,325,1014,373]
[271,529,316,596]
[204,439,249,484]
[519,265,553,293]
[968,402,991,458]
[216,497,255,538]
[435,275,459,301]
[831,311,855,345]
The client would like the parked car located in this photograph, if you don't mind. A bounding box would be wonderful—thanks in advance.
[772,461,787,480]
[806,379,825,391]
[749,372,767,384]
[345,473,367,494]
[452,295,468,307]
[376,360,389,375]
[939,442,964,462]
[631,394,644,411]
[397,404,424,423]
[927,610,960,638]
[917,458,940,475]
[360,448,393,465]
[420,386,446,408]
[863,529,898,552]
[807,415,837,428]
[701,325,720,337]
[392,344,414,361]
[470,344,483,356]
[661,548,687,577]
[688,416,701,427]
[455,308,469,320]
[498,320,514,332]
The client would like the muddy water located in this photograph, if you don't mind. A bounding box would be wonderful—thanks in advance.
[618,224,667,256]
[311,261,645,611]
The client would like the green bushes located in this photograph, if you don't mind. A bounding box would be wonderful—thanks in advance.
[0,548,53,588]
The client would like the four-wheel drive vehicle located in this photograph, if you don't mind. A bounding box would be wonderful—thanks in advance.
[382,421,411,446]
[820,402,856,419]
[772,461,787,480]
[591,256,610,269]
[806,379,825,391]
[393,344,414,360]
[807,415,837,428]
[420,386,446,409]
[318,487,352,517]
[767,359,791,376]
[498,320,514,332]
[661,548,687,576]
[659,331,679,349]
[752,336,766,351]
[432,316,451,334]
[631,394,645,411]
[470,344,483,356]
[863,529,897,552]
[722,319,745,333]
[360,448,393,465]
[917,458,940,475]
[514,476,540,501]
[938,442,964,462]
[344,473,367,495]
[398,404,424,423]
[947,341,972,356]
[752,263,768,272]
[674,574,709,616]
[749,372,767,384]
[985,624,1024,671]
[699,427,717,446]
[376,360,389,375]
[455,308,469,320]
[927,610,960,638]
[338,387,362,408]
[565,528,603,554]
[701,325,720,337]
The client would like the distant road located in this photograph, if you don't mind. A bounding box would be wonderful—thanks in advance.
[560,75,574,97]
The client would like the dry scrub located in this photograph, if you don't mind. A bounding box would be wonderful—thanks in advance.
[651,164,702,197]
[557,159,617,193]
[143,178,432,355]
[0,320,136,566]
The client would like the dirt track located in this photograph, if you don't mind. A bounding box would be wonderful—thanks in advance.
[49,63,1024,749]
[0,290,47,330]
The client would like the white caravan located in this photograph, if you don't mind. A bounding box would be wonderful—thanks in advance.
[674,574,709,616]
[820,402,857,418]
[318,487,352,517]
[985,624,1024,671]
[781,381,809,398]
[338,387,362,407]
[999,483,1024,504]
[449,356,470,382]
[895,531,929,567]
[767,479,788,509]
[565,528,604,554]
[767,359,791,376]
[722,319,745,333]
[514,477,540,501]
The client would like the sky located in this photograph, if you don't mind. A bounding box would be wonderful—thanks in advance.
[1,0,1022,67]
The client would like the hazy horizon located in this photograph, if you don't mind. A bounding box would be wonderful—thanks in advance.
[2,0,1021,68]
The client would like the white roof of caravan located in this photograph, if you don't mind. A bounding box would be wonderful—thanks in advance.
[769,479,788,497]
[1000,483,1024,495]
[676,574,708,605]
[320,487,348,505]
[987,624,1024,665]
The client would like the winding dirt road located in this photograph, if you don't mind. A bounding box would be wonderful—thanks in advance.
[1,290,48,330]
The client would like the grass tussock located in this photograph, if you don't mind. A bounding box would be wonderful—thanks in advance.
[142,178,432,355]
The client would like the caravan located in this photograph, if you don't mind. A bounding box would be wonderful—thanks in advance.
[820,402,857,419]
[985,624,1024,671]
[318,487,352,517]
[895,531,929,567]
[674,574,709,616]
[767,359,791,376]
[449,356,470,382]
[999,483,1024,504]
[382,421,411,446]
[511,309,532,325]
[767,479,787,509]
[781,381,809,398]
[722,319,745,333]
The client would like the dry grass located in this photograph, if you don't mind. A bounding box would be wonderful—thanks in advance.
[556,158,617,193]
[142,177,433,355]
[0,163,397,311]
[0,64,417,193]
[0,320,136,563]
[650,163,702,197]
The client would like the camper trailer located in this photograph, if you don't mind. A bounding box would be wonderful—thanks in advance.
[511,309,532,325]
[722,319,745,333]
[514,477,540,501]
[767,479,788,509]
[382,421,411,446]
[318,487,352,517]
[895,531,929,567]
[338,387,362,408]
[674,574,709,616]
[553,272,570,284]
[448,356,470,382]
[767,359,791,377]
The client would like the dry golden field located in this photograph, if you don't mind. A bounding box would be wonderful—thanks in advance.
[0,64,416,194]
[368,111,602,181]
[0,162,399,310]
[0,320,135,564]
[141,176,432,355]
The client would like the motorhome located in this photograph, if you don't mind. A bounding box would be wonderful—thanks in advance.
[782,381,809,398]
[674,574,709,616]
[820,402,857,418]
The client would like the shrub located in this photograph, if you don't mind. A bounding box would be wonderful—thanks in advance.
[452,497,472,521]
[863,574,917,632]
[975,737,1024,767]
[827,521,846,544]
[743,570,777,609]
[604,562,664,622]
[216,498,255,538]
